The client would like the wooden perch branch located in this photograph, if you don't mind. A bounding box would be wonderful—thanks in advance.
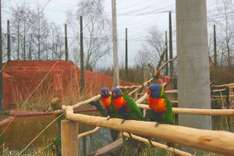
[119,85,141,89]
[136,93,148,103]
[0,116,15,127]
[173,108,234,116]
[138,104,234,116]
[72,95,101,109]
[78,127,101,139]
[65,107,234,155]
[90,139,123,156]
[129,79,153,96]
[123,132,192,156]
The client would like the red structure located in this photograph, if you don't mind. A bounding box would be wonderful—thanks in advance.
[3,61,129,110]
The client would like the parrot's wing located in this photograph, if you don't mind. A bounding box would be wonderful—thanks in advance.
[162,94,175,124]
[123,95,143,120]
[90,101,108,116]
[108,104,117,117]
[145,109,155,121]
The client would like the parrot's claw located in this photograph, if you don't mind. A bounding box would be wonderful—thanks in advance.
[106,116,111,120]
[148,138,154,147]
[121,119,126,124]
[155,123,159,127]
[128,132,133,139]
[166,142,174,148]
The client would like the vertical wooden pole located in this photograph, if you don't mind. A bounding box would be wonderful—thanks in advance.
[125,28,128,79]
[23,21,26,60]
[28,34,32,60]
[169,11,173,77]
[64,24,68,61]
[80,16,85,94]
[38,12,41,60]
[213,24,217,66]
[17,23,20,60]
[112,0,119,86]
[165,31,168,75]
[61,120,79,156]
[7,20,11,61]
[0,0,2,111]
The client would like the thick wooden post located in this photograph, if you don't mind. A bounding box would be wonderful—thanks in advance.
[112,0,120,86]
[61,120,79,156]
[176,0,211,130]
[0,0,3,111]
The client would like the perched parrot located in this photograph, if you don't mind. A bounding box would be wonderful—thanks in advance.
[90,87,118,140]
[111,87,143,123]
[146,83,175,147]
[90,87,115,117]
[146,83,174,125]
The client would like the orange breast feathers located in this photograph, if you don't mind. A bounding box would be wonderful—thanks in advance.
[113,96,126,110]
[100,96,111,108]
[147,97,167,112]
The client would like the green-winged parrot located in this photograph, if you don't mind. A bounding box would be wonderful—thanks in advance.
[111,87,143,122]
[90,87,118,140]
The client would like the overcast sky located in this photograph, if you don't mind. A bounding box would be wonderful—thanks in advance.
[3,0,218,68]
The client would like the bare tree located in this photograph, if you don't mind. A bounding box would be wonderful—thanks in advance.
[135,26,165,68]
[9,5,64,60]
[211,0,234,67]
[67,0,111,70]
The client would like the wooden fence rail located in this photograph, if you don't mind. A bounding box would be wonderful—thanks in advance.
[138,104,234,116]
[63,107,234,156]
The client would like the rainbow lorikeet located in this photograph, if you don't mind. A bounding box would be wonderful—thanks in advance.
[111,88,143,123]
[90,87,116,117]
[146,83,175,147]
[90,87,118,140]
[146,83,174,125]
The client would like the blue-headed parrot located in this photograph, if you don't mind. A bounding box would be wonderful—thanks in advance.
[111,87,143,123]
[146,83,174,125]
[90,87,118,140]
[146,83,175,147]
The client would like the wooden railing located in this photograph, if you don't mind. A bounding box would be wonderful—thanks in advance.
[62,106,234,156]
[60,81,234,156]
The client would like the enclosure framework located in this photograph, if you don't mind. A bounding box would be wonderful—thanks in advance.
[61,70,234,156]
[62,106,234,156]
